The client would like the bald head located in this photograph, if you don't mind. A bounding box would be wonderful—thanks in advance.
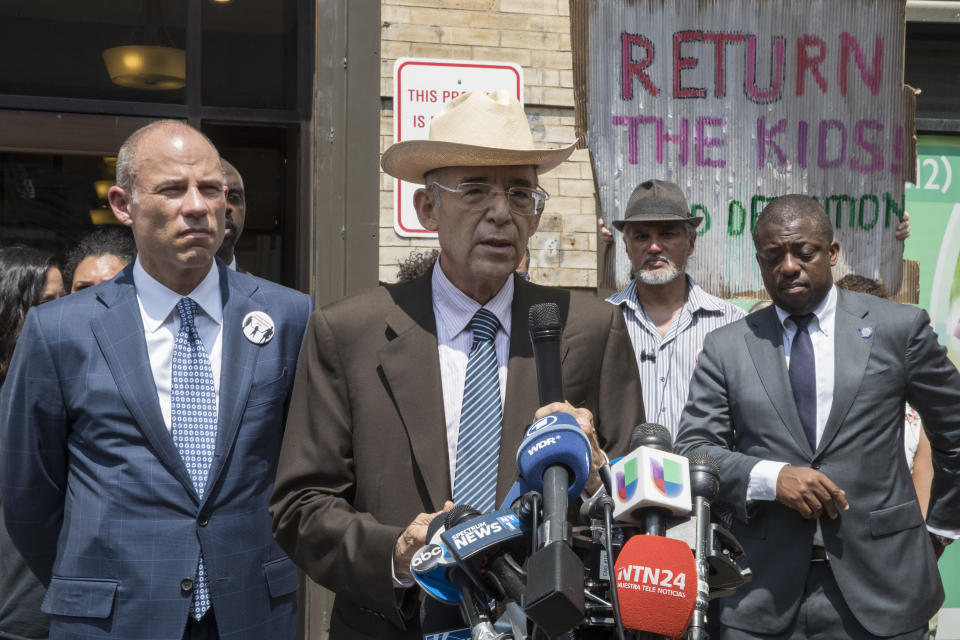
[218,158,247,264]
[116,120,219,198]
[753,195,833,248]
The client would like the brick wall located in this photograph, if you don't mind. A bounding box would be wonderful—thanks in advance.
[378,0,599,289]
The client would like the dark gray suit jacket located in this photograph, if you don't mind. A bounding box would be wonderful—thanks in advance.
[270,271,645,639]
[675,288,960,636]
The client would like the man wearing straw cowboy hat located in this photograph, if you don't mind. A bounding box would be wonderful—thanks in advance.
[271,90,645,638]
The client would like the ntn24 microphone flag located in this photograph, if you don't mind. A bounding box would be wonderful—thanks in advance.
[614,535,697,638]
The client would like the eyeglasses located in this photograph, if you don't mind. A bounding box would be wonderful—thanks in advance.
[431,182,549,216]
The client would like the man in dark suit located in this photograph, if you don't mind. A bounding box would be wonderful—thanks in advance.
[0,121,312,640]
[675,195,960,639]
[270,90,645,639]
[217,159,245,271]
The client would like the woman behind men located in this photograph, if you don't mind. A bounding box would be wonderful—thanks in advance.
[0,246,64,640]
[62,226,135,293]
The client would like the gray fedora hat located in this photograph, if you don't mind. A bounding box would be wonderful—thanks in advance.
[611,179,703,231]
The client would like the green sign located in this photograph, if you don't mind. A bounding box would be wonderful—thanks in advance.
[904,134,960,638]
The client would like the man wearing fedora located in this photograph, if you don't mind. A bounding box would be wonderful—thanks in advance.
[606,179,745,441]
[270,90,644,639]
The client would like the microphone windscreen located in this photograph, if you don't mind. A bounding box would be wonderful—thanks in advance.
[528,302,562,340]
[445,504,481,528]
[516,412,591,499]
[688,451,720,477]
[629,422,673,452]
[614,535,697,638]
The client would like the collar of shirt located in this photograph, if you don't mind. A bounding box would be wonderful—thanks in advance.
[133,257,223,332]
[227,256,237,271]
[432,263,513,347]
[775,284,837,340]
[607,275,722,335]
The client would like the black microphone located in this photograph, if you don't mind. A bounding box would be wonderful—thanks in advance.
[688,452,721,640]
[630,422,673,536]
[640,350,657,362]
[528,302,564,405]
[523,302,585,637]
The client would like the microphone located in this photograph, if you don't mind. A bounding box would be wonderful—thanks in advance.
[614,534,698,638]
[522,302,586,637]
[440,507,530,603]
[610,424,692,536]
[640,350,657,362]
[414,505,485,636]
[688,452,720,640]
[528,302,564,405]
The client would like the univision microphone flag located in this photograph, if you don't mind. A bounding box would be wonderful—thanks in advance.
[611,448,692,520]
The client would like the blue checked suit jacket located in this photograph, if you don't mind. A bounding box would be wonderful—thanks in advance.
[0,260,312,640]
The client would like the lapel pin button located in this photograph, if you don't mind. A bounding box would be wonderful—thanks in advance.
[859,326,873,338]
[242,311,275,345]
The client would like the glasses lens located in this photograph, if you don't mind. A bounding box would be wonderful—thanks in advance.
[458,183,492,205]
[507,187,537,214]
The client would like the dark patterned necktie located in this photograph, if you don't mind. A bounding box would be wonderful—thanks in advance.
[171,297,217,619]
[452,308,502,513]
[788,313,817,451]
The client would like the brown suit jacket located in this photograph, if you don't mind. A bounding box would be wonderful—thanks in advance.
[270,272,645,639]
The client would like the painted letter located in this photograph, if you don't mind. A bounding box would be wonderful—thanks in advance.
[622,33,659,99]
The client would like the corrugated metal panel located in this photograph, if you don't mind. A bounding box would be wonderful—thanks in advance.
[573,0,915,297]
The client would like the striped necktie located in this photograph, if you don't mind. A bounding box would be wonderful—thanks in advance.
[171,297,217,619]
[452,308,502,513]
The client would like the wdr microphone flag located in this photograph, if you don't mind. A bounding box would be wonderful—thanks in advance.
[612,448,692,520]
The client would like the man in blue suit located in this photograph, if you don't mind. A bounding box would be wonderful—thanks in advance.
[0,121,312,640]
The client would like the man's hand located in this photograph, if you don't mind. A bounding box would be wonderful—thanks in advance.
[776,466,849,519]
[895,211,911,241]
[534,401,604,495]
[393,501,454,582]
[598,217,614,246]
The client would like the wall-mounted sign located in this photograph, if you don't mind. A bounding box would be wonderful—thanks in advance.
[392,58,523,237]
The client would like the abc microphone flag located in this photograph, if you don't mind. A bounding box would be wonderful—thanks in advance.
[614,535,698,638]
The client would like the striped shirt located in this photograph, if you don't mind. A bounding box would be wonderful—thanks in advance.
[606,276,746,441]
[432,264,514,491]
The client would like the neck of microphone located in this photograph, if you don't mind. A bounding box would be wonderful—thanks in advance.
[688,452,721,640]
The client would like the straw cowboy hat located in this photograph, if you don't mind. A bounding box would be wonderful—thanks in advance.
[380,89,577,184]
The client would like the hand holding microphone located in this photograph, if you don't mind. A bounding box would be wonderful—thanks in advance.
[394,501,454,582]
[533,401,605,495]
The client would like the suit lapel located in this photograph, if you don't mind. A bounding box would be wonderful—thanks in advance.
[499,279,569,501]
[379,275,450,510]
[745,307,814,457]
[206,264,261,501]
[817,290,872,455]
[91,267,199,501]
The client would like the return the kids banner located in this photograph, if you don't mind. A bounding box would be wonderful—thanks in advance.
[571,0,917,297]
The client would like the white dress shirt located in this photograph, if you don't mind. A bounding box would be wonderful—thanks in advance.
[432,264,514,491]
[133,258,223,431]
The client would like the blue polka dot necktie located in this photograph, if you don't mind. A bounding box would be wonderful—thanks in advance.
[452,308,502,513]
[788,313,818,451]
[171,297,217,619]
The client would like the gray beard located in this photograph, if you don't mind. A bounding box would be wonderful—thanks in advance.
[634,260,684,285]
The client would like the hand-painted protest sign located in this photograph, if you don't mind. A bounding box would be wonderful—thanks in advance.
[571,0,916,296]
